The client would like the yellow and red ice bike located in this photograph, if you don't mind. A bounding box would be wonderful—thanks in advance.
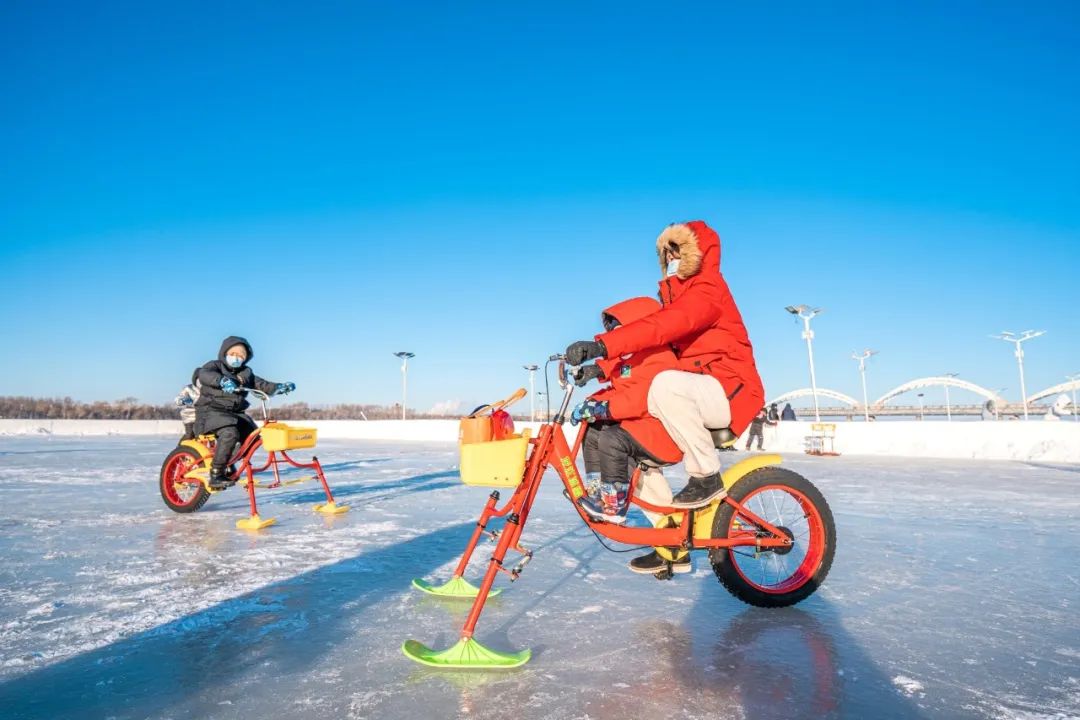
[159,388,348,529]
[404,358,836,669]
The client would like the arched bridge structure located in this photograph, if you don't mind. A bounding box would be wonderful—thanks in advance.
[769,388,860,407]
[768,376,1038,417]
[873,377,1007,408]
[1027,380,1080,405]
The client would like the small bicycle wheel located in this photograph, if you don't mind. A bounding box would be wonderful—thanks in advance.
[160,446,211,513]
[710,467,835,608]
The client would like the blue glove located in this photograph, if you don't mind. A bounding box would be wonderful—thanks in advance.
[220,378,240,394]
[275,382,296,396]
[570,400,610,425]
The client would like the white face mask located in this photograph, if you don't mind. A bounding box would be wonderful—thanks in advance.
[225,354,245,369]
[666,259,680,277]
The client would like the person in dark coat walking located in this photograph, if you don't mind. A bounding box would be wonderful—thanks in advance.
[745,407,768,450]
[781,403,797,421]
[194,336,294,489]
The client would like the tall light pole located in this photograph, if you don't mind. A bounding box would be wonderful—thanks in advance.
[523,364,539,422]
[1068,373,1080,423]
[786,305,823,422]
[942,372,959,422]
[851,349,877,422]
[393,351,415,420]
[917,393,925,421]
[991,330,1045,420]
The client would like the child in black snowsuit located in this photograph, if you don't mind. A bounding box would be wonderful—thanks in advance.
[194,336,294,489]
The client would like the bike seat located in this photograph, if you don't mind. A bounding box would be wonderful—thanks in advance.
[709,427,738,449]
[637,427,739,470]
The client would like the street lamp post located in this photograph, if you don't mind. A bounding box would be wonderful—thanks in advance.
[943,372,959,422]
[393,351,415,420]
[786,305,824,422]
[851,349,878,422]
[1068,373,1080,423]
[991,331,1045,420]
[523,364,539,422]
[917,393,925,421]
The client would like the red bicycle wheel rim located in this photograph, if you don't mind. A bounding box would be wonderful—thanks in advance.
[162,453,200,507]
[728,484,827,594]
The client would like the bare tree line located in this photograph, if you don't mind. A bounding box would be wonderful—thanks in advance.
[0,397,464,421]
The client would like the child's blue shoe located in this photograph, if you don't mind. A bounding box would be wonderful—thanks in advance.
[563,472,602,504]
[579,482,629,524]
[583,472,602,500]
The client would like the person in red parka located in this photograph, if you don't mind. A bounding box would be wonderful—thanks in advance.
[570,297,683,532]
[565,221,765,573]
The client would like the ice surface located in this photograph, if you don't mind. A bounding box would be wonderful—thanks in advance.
[0,435,1078,719]
[4,418,1079,463]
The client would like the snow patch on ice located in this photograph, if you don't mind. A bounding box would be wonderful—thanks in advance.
[892,675,925,697]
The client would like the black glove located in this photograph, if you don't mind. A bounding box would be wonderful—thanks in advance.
[565,340,606,366]
[573,364,606,387]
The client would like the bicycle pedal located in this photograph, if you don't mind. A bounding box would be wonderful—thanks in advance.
[653,564,675,581]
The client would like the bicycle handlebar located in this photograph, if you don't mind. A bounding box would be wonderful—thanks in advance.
[239,387,274,421]
[244,388,271,401]
[550,354,579,422]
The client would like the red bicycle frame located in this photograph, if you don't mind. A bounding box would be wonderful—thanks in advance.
[449,416,793,641]
[178,389,344,527]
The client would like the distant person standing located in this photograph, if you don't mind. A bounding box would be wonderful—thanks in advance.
[767,403,780,423]
[745,407,768,450]
[781,403,797,421]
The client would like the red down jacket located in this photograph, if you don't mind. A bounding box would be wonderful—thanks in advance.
[589,297,683,464]
[596,221,765,436]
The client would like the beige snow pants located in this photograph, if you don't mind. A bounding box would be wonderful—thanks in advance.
[629,371,733,526]
[647,369,733,478]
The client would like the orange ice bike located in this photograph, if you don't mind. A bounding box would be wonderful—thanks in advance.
[404,357,835,669]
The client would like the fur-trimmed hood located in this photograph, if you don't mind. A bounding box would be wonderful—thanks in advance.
[655,220,721,280]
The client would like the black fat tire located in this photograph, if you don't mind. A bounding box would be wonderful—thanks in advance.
[160,446,211,513]
[709,467,835,608]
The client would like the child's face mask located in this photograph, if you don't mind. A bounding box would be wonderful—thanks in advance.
[666,259,681,277]
[225,355,245,369]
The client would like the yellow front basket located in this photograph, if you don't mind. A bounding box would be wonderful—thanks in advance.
[260,422,318,452]
[459,430,532,487]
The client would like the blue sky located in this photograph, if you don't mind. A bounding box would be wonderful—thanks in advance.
[2,2,1077,413]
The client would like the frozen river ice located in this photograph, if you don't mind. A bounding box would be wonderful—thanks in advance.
[0,435,1078,719]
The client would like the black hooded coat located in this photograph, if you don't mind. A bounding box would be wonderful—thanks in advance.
[193,336,279,434]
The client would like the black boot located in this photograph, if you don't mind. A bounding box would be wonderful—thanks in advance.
[208,468,231,490]
[670,473,725,508]
[628,550,691,575]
